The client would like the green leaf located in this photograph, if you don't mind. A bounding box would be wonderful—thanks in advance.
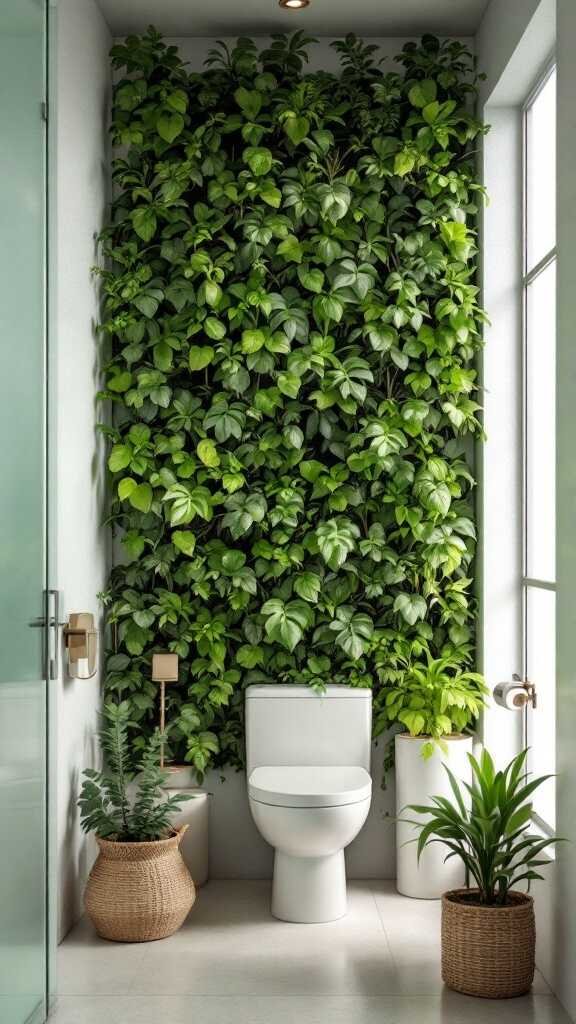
[165,278,195,312]
[163,484,213,525]
[197,438,220,468]
[131,207,157,242]
[129,482,153,513]
[260,598,312,653]
[204,316,226,340]
[317,182,351,224]
[408,79,437,108]
[244,146,273,176]
[284,115,310,145]
[316,518,360,570]
[393,592,427,625]
[241,329,266,353]
[108,445,132,473]
[282,425,304,449]
[172,531,196,556]
[107,371,132,393]
[157,110,185,143]
[189,346,214,371]
[293,571,321,603]
[276,235,303,263]
[394,150,416,176]
[277,372,302,399]
[234,87,263,119]
[297,265,325,293]
[118,477,137,501]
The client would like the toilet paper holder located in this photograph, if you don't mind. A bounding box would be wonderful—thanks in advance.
[493,674,537,710]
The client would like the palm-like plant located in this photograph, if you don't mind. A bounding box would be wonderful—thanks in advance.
[78,701,192,842]
[408,748,560,904]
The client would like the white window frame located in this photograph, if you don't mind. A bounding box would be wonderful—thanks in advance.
[521,58,557,836]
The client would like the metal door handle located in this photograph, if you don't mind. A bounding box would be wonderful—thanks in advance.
[29,590,63,680]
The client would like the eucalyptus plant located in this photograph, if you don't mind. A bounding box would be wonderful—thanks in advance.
[98,28,488,774]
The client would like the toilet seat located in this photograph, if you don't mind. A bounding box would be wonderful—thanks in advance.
[248,765,372,808]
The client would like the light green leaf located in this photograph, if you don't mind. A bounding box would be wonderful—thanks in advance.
[284,115,310,145]
[189,346,214,371]
[172,531,196,556]
[129,482,153,513]
[241,329,266,353]
[197,438,220,468]
[244,146,273,176]
[108,445,132,473]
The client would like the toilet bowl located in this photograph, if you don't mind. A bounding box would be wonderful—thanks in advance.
[249,765,371,922]
[245,686,373,923]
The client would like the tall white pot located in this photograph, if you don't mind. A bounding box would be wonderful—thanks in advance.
[395,734,472,899]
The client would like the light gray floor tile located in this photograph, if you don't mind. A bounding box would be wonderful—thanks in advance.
[54,879,568,1020]
[49,994,572,1024]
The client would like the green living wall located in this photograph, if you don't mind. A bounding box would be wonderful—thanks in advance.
[99,29,487,774]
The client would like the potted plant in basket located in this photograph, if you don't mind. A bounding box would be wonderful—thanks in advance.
[384,653,487,897]
[408,747,560,998]
[78,701,196,942]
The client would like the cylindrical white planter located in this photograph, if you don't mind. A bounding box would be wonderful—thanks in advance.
[395,734,472,899]
[161,780,210,887]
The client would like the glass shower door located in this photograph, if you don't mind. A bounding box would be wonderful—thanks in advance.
[0,1,49,1022]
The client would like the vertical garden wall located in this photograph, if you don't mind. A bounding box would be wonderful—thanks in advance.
[99,29,487,773]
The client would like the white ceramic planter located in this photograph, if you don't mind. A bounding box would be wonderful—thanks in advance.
[395,734,472,899]
[161,777,210,887]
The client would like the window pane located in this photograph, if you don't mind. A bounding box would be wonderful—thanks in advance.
[526,586,556,828]
[526,259,556,581]
[526,68,556,269]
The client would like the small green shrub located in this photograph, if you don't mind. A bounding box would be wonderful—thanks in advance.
[78,702,191,842]
[378,653,488,758]
[98,28,488,775]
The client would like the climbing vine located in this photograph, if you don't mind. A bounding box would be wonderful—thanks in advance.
[98,28,488,774]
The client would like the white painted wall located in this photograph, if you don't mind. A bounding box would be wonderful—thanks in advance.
[54,0,111,940]
[168,35,472,73]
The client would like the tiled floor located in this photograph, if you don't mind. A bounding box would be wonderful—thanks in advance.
[51,880,571,1023]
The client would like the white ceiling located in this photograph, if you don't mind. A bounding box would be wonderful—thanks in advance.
[97,0,492,38]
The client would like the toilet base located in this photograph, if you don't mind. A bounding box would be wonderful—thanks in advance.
[271,849,347,923]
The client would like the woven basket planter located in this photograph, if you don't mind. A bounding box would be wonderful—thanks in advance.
[85,827,196,942]
[442,889,535,998]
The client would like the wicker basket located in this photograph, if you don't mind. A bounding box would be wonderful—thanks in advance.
[85,827,196,942]
[442,889,535,998]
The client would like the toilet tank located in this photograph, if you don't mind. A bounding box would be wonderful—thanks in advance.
[245,685,372,775]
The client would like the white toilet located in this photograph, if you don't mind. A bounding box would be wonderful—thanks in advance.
[246,685,372,923]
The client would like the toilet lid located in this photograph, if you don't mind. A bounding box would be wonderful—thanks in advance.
[248,766,372,808]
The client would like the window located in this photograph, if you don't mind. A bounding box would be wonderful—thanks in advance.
[522,65,556,831]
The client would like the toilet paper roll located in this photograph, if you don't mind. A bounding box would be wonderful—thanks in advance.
[493,681,529,710]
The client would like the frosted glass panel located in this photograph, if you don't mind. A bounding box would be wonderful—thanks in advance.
[526,261,556,582]
[526,587,556,828]
[0,1,48,1022]
[526,69,556,269]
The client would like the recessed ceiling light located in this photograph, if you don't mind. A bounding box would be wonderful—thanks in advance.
[279,0,310,9]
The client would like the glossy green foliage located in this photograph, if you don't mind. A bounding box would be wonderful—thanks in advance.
[98,28,488,776]
[78,702,192,841]
[408,749,560,904]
